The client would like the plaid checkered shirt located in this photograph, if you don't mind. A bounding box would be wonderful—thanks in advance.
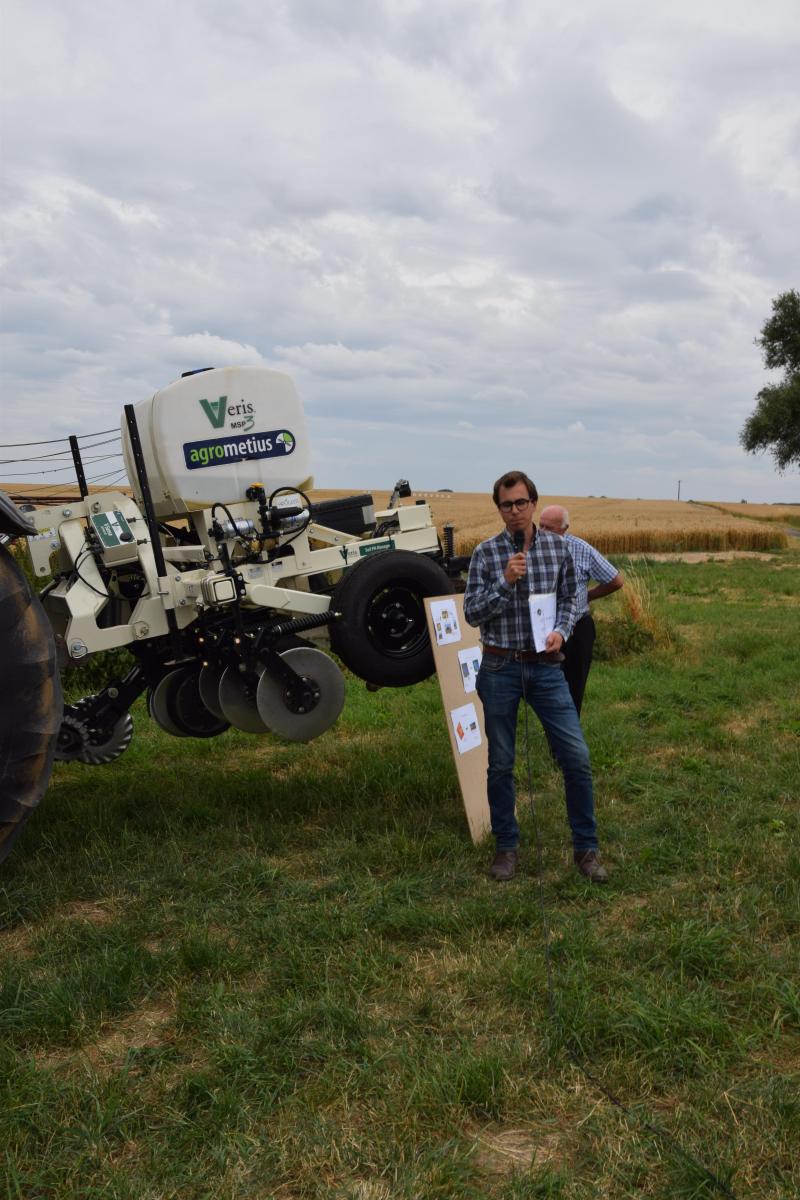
[564,533,619,619]
[463,527,578,648]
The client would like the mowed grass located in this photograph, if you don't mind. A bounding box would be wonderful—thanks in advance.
[2,552,799,1198]
[310,489,789,555]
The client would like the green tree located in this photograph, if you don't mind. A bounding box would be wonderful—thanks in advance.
[740,289,800,471]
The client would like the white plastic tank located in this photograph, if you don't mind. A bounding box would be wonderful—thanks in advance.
[121,367,313,518]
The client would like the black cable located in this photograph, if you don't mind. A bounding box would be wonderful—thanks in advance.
[210,502,247,541]
[268,486,311,507]
[0,451,76,465]
[73,546,111,598]
[75,434,122,449]
[0,463,121,479]
[0,428,118,448]
[83,465,128,484]
[0,438,120,466]
[5,483,81,498]
[267,485,312,554]
[0,463,99,478]
[513,546,737,1199]
[1,451,122,477]
[75,455,125,468]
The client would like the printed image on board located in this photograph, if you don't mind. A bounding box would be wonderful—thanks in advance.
[430,599,462,646]
[450,702,481,755]
[457,646,482,694]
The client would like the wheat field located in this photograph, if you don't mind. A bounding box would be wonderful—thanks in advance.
[4,481,790,555]
[697,500,800,524]
[310,489,790,554]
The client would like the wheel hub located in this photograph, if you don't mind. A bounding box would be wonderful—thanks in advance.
[368,586,426,656]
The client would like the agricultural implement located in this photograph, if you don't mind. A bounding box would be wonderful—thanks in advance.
[19,366,465,765]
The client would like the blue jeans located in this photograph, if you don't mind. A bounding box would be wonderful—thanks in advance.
[476,657,598,852]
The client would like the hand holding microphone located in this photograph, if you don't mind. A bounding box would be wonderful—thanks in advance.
[504,529,527,585]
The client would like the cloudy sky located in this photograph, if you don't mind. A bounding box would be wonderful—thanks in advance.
[2,0,799,501]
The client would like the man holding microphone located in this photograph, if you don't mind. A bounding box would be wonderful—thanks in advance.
[463,471,608,883]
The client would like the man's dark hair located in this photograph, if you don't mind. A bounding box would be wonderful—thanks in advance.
[492,470,538,506]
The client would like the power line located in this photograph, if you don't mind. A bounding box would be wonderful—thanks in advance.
[0,435,122,467]
[0,456,123,478]
[0,427,119,448]
[84,466,130,484]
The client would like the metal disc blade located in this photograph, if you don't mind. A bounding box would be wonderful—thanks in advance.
[149,670,190,737]
[173,671,229,737]
[198,665,226,720]
[257,647,345,742]
[218,666,270,734]
[80,712,134,764]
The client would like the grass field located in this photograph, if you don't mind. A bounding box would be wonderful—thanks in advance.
[2,548,799,1198]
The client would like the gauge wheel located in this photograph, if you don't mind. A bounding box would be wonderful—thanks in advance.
[329,550,450,686]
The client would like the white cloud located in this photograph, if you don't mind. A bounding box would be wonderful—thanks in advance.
[273,341,427,379]
[165,333,264,367]
[1,0,798,501]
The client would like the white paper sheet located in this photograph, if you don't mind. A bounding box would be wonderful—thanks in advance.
[528,592,557,653]
[430,599,462,646]
[450,702,482,754]
[457,646,482,694]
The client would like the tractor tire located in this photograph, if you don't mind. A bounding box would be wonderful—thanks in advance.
[329,550,450,687]
[0,541,63,864]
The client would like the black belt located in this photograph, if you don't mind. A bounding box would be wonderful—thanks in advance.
[482,644,564,664]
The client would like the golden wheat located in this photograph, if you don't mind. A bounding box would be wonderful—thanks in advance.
[310,489,788,554]
[619,563,672,644]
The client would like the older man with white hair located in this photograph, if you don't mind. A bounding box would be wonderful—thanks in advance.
[538,505,623,715]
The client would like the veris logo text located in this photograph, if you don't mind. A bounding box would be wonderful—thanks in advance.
[199,396,255,433]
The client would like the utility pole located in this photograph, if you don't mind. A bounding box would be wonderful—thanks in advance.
[677,480,681,501]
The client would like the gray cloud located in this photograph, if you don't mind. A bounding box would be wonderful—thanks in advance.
[1,0,798,502]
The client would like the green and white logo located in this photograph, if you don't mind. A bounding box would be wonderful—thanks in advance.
[276,431,294,452]
[199,396,228,429]
[199,395,256,433]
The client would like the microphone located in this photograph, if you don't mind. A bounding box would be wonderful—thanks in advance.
[511,529,525,585]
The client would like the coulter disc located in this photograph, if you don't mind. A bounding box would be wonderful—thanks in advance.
[173,671,230,737]
[256,647,345,742]
[198,664,227,720]
[218,665,270,734]
[149,670,190,737]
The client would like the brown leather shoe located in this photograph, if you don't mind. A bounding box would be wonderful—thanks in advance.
[574,849,608,883]
[489,849,518,881]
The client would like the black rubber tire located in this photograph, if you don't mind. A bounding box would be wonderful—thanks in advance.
[329,550,450,687]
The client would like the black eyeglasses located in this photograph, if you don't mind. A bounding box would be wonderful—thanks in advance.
[497,498,532,513]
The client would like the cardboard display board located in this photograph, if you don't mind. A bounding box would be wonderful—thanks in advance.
[424,595,491,844]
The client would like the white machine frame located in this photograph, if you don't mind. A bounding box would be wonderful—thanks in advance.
[26,488,439,661]
[20,371,464,758]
